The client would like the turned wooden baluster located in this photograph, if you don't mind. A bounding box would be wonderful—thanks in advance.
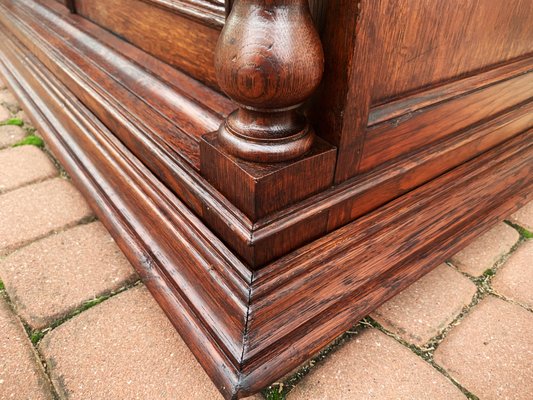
[215,0,324,163]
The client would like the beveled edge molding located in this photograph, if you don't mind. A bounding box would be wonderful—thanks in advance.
[368,55,533,126]
[137,0,326,30]
[360,70,533,173]
[139,0,226,28]
[0,34,248,399]
[1,26,532,398]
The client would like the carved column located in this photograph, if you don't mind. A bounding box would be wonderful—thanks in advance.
[215,0,324,163]
[200,0,336,232]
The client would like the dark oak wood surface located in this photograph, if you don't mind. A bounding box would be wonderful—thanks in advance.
[366,0,533,105]
[1,0,532,398]
[75,0,221,88]
[313,0,533,182]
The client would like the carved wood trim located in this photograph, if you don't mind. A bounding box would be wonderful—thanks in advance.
[368,56,533,126]
[2,3,532,398]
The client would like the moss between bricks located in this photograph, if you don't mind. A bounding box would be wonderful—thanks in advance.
[13,134,45,149]
[505,220,533,239]
[25,280,141,346]
[0,117,24,127]
[0,117,45,148]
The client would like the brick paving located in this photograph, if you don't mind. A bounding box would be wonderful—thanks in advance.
[0,124,26,149]
[0,145,57,193]
[371,264,477,346]
[39,286,224,400]
[492,240,533,309]
[0,222,138,330]
[434,297,533,400]
[450,222,520,276]
[0,178,93,256]
[0,298,53,400]
[287,329,465,400]
[0,104,9,121]
[0,78,532,400]
[510,201,533,233]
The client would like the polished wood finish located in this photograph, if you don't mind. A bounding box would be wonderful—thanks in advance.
[359,70,533,172]
[201,133,335,221]
[0,0,531,268]
[2,38,530,397]
[1,0,532,398]
[213,0,323,163]
[75,0,221,88]
[313,0,533,181]
[139,0,226,28]
[199,0,337,264]
[367,0,533,105]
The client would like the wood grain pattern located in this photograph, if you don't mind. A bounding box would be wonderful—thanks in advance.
[75,0,221,88]
[359,71,533,172]
[138,0,225,27]
[368,56,533,126]
[309,0,372,183]
[1,13,532,398]
[242,132,532,395]
[1,1,532,397]
[214,0,324,163]
[313,0,533,182]
[367,0,533,105]
[3,0,532,268]
[0,32,248,398]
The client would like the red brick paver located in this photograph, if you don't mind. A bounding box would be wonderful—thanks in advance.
[287,329,464,400]
[0,89,20,113]
[0,125,25,149]
[39,286,224,400]
[372,264,477,346]
[14,110,33,127]
[510,200,533,233]
[0,297,53,400]
[492,240,533,308]
[0,145,57,193]
[450,223,519,276]
[0,222,138,330]
[0,105,9,121]
[0,178,93,255]
[434,296,533,400]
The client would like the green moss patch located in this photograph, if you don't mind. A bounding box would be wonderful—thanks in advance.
[13,134,44,149]
[0,117,24,127]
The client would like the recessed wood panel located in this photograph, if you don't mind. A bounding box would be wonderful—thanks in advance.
[367,0,533,105]
[359,72,533,172]
[314,0,533,181]
[75,0,220,88]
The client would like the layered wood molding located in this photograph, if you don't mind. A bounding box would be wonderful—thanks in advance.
[1,0,532,398]
[140,0,226,27]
